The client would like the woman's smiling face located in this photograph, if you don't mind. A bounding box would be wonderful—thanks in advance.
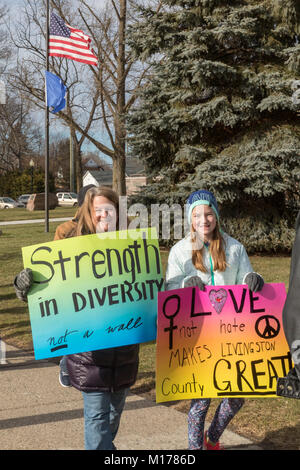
[91,196,117,233]
[191,204,217,241]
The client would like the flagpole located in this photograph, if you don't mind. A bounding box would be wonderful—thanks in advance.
[70,125,75,192]
[45,0,50,233]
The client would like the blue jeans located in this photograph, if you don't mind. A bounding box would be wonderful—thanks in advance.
[82,388,128,450]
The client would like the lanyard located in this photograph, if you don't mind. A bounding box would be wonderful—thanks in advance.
[204,242,215,286]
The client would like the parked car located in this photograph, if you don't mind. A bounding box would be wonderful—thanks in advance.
[0,197,23,209]
[27,193,58,211]
[56,192,78,206]
[17,194,32,207]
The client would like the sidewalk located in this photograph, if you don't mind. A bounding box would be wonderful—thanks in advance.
[0,217,70,226]
[0,342,262,450]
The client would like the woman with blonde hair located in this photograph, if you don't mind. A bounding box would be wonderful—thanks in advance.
[165,189,264,450]
[54,185,120,239]
[14,185,139,450]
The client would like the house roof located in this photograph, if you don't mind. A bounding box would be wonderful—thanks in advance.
[84,167,113,185]
[83,157,145,184]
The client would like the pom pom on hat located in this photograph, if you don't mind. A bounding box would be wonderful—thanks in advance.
[186,190,219,224]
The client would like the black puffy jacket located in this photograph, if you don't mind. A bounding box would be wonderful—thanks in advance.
[66,344,139,392]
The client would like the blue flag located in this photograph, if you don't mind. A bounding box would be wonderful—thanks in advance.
[45,71,67,113]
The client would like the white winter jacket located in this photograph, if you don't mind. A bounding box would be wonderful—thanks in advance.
[165,232,253,290]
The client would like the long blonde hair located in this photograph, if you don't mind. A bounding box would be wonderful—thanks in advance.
[75,186,120,236]
[191,221,227,272]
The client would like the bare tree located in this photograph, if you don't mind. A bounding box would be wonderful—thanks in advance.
[0,95,42,172]
[0,3,43,172]
[8,0,150,194]
[7,0,101,190]
[0,3,11,75]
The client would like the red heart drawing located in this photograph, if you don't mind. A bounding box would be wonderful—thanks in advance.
[209,288,227,314]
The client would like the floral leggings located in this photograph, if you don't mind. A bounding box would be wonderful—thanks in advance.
[188,398,245,449]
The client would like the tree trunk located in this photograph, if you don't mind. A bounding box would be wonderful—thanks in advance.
[112,151,126,194]
[75,145,83,192]
[113,0,127,196]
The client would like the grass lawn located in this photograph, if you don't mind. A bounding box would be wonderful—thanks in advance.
[0,206,76,222]
[0,222,299,450]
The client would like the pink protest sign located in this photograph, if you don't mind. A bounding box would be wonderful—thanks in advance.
[156,283,292,402]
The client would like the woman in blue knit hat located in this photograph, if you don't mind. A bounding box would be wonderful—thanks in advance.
[165,189,264,450]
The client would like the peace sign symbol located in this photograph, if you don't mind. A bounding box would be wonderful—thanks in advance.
[255,315,280,339]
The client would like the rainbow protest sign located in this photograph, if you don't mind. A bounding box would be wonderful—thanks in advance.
[156,284,292,402]
[22,228,163,360]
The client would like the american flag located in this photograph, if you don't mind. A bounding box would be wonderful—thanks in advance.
[49,12,98,66]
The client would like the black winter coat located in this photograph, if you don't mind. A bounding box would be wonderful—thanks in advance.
[282,211,300,380]
[66,344,139,392]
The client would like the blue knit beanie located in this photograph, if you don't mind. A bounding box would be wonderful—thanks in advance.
[186,190,220,224]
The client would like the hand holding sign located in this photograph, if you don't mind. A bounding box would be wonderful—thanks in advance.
[183,276,205,290]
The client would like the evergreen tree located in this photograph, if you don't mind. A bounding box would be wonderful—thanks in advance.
[0,169,55,199]
[127,0,300,252]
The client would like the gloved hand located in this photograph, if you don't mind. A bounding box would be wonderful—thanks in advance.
[276,368,300,399]
[13,268,33,302]
[183,275,205,290]
[244,272,264,292]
